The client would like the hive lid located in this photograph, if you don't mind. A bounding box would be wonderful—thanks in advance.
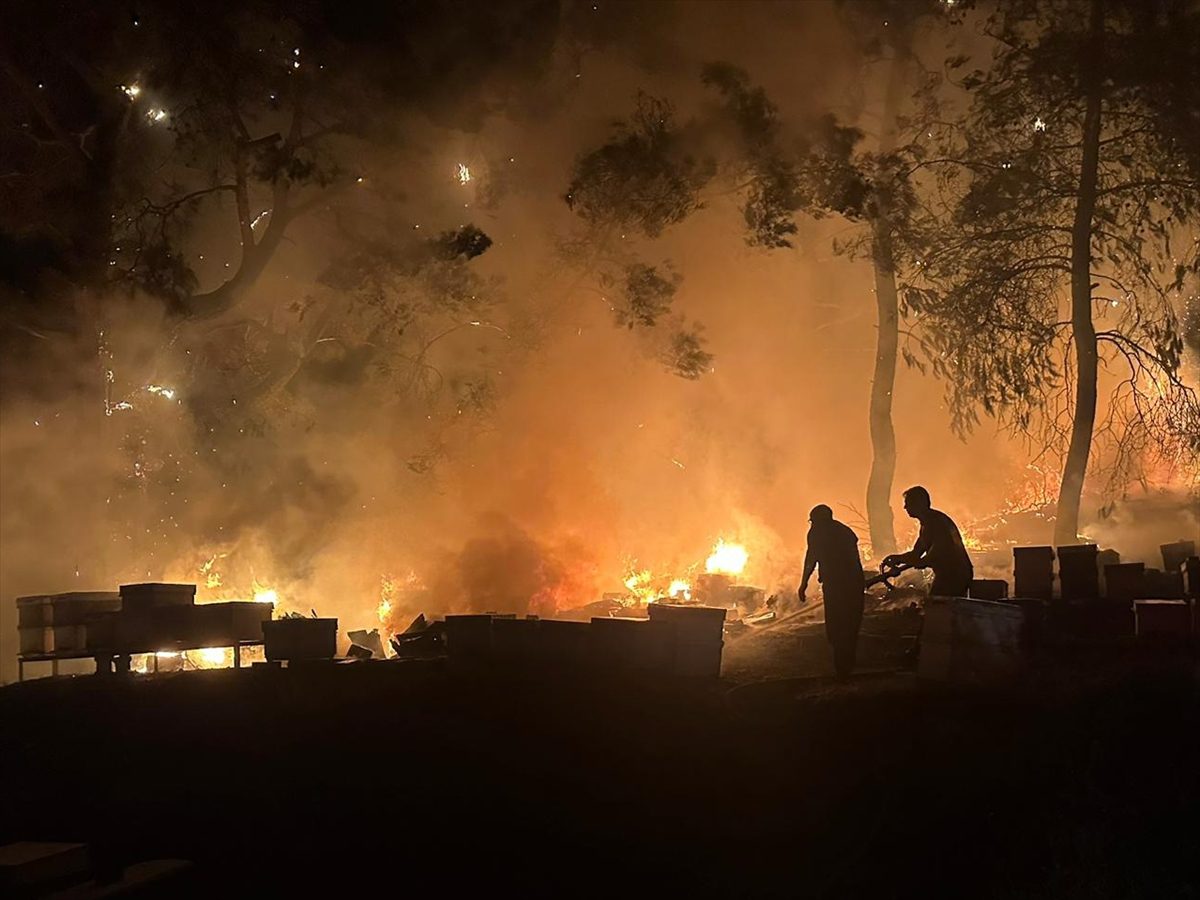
[120,582,196,592]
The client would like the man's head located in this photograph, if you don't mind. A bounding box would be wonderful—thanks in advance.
[902,486,932,518]
[809,504,834,526]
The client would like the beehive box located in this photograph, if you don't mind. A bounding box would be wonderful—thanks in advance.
[1013,546,1054,602]
[16,596,52,628]
[919,597,1027,685]
[1104,563,1145,601]
[181,602,273,646]
[49,592,121,625]
[118,583,196,613]
[491,617,541,666]
[262,618,337,661]
[85,612,119,651]
[646,603,727,677]
[0,841,90,892]
[444,615,495,663]
[1057,544,1100,600]
[589,617,676,675]
[112,604,197,651]
[19,627,52,656]
[1160,541,1196,574]
[51,625,89,653]
[1134,600,1192,640]
[1140,569,1184,600]
[534,619,591,668]
[969,579,1009,601]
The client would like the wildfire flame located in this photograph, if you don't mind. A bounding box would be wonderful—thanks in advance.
[189,648,230,667]
[623,569,655,604]
[252,581,278,605]
[961,532,985,552]
[705,539,748,577]
[199,554,224,589]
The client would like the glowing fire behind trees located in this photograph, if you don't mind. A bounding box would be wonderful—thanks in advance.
[2,1,1197,686]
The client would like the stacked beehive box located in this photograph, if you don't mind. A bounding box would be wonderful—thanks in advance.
[441,606,727,678]
[1013,547,1054,601]
[16,593,122,657]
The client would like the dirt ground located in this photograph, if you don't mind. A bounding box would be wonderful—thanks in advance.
[1,615,1197,897]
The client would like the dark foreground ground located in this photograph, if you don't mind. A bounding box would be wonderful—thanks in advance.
[2,618,1198,897]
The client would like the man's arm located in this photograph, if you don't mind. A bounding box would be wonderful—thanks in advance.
[798,544,817,602]
[883,527,930,570]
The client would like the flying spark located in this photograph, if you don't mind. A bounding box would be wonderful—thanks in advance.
[457,163,472,185]
[121,84,141,100]
[1033,116,1047,132]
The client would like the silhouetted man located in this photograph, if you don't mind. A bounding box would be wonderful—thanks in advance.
[799,504,865,680]
[883,486,973,597]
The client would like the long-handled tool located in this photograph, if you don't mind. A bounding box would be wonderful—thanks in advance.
[735,562,917,641]
[864,560,915,592]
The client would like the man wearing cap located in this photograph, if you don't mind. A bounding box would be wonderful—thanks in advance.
[798,504,866,680]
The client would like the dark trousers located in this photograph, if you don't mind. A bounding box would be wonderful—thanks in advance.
[824,581,865,679]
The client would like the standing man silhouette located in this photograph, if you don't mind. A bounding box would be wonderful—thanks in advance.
[799,504,865,680]
[883,486,974,597]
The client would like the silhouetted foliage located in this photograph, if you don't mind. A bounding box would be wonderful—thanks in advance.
[662,326,714,380]
[907,0,1200,513]
[565,93,713,238]
[603,262,681,329]
[433,225,494,261]
[563,93,714,379]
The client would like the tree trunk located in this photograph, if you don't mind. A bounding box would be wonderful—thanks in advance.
[863,38,910,556]
[867,217,899,555]
[1054,0,1105,547]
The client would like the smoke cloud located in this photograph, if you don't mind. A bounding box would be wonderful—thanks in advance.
[2,1,1195,681]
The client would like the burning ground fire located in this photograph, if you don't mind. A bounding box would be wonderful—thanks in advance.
[597,540,753,619]
[195,554,282,608]
[369,536,758,639]
[619,538,750,607]
[128,554,286,671]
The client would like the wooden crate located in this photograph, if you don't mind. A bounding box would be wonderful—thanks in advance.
[444,615,495,662]
[118,582,196,613]
[49,592,121,625]
[969,579,1009,601]
[533,620,591,668]
[182,602,272,646]
[1104,563,1145,601]
[19,627,52,656]
[262,618,337,661]
[919,597,1027,685]
[1135,600,1192,640]
[51,625,88,653]
[16,596,51,628]
[1057,544,1100,600]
